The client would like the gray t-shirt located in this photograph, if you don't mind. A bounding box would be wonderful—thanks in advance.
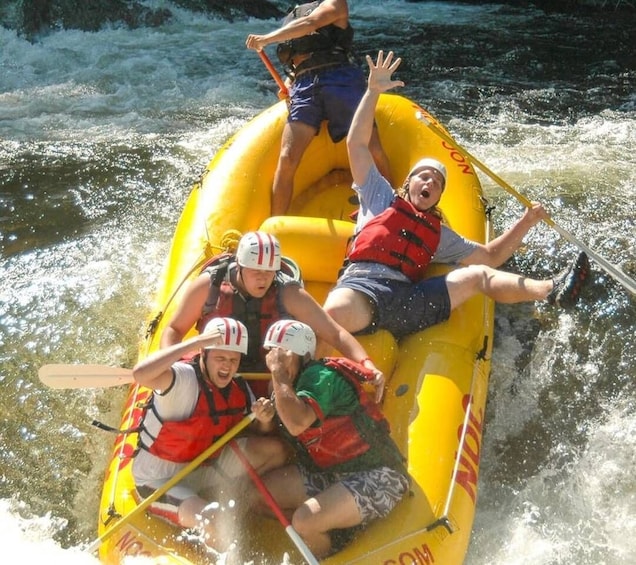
[340,165,478,282]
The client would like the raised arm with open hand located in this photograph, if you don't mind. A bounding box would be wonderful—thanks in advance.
[347,50,403,187]
[366,50,404,94]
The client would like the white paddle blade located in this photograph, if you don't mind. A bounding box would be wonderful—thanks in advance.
[38,364,134,389]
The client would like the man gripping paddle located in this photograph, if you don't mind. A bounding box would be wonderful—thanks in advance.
[131,317,288,551]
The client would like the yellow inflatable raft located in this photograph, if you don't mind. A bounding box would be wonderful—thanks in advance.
[96,93,495,564]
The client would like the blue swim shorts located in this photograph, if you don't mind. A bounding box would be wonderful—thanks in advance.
[288,64,366,142]
[335,275,451,339]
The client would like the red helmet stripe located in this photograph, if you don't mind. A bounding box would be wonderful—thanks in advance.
[221,317,232,346]
[254,232,276,268]
[265,233,276,268]
[276,320,296,345]
[234,319,244,346]
[254,231,265,266]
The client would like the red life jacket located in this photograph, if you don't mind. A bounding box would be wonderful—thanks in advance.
[195,253,300,372]
[347,197,441,282]
[138,358,251,463]
[293,357,396,472]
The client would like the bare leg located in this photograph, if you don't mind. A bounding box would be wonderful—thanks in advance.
[178,495,209,529]
[292,483,362,558]
[250,464,307,519]
[243,435,291,474]
[271,121,317,216]
[250,465,362,558]
[446,264,552,311]
[179,495,235,550]
[323,287,375,333]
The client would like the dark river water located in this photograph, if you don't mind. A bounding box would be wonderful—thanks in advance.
[1,1,635,563]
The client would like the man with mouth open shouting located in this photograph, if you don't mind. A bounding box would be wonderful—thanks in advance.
[322,50,590,340]
[131,317,288,551]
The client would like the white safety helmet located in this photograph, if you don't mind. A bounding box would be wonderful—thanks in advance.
[263,320,316,358]
[202,317,248,355]
[408,158,447,186]
[236,231,281,271]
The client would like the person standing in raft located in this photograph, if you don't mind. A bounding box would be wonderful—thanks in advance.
[246,0,392,215]
[322,50,591,340]
[161,230,384,384]
[132,317,288,550]
[248,320,409,558]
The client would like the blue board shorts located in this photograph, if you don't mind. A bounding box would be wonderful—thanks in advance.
[334,275,451,339]
[288,64,366,142]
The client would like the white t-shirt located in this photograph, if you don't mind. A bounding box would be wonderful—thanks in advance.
[133,362,254,484]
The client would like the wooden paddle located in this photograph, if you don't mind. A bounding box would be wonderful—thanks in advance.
[86,413,256,554]
[38,364,134,389]
[38,364,271,389]
[415,110,636,297]
[229,441,320,565]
